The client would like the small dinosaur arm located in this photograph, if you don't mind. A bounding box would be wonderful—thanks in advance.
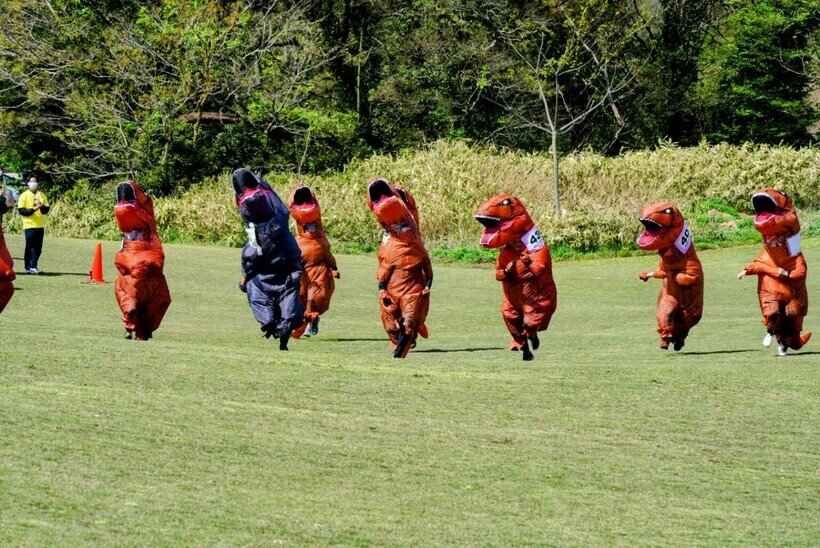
[475,194,557,361]
[636,202,703,350]
[289,184,339,338]
[0,190,16,312]
[113,181,171,340]
[366,178,432,358]
[737,188,810,351]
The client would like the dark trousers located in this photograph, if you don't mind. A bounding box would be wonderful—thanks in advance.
[24,228,44,270]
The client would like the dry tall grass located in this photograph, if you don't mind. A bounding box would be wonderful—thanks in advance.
[13,141,819,253]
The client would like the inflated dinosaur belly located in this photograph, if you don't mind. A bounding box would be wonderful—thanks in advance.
[289,184,339,338]
[738,189,810,356]
[367,178,432,358]
[113,181,171,340]
[637,202,703,350]
[475,194,557,361]
[0,190,16,312]
[234,168,304,350]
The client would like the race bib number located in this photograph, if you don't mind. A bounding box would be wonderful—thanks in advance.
[786,231,802,257]
[674,222,692,254]
[521,226,545,252]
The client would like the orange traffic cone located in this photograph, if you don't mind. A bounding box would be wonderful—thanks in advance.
[83,243,107,284]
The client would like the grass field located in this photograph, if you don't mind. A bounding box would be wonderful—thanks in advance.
[0,235,817,545]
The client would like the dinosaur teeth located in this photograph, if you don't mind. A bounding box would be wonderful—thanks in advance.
[474,215,500,229]
[639,219,662,232]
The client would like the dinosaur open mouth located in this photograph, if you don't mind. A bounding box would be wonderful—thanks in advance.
[233,169,259,195]
[637,218,665,248]
[475,215,501,246]
[752,193,783,225]
[116,181,137,204]
[368,179,394,207]
[114,181,147,233]
[291,186,316,211]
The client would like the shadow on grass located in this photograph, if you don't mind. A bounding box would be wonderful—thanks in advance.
[317,337,385,342]
[18,272,89,277]
[676,349,758,355]
[414,347,504,354]
[787,351,820,357]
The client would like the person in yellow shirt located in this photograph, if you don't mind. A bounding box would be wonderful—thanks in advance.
[17,175,50,274]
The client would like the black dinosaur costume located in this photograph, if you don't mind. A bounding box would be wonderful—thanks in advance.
[233,168,304,350]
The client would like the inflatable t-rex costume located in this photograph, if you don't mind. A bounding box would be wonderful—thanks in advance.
[475,194,557,361]
[289,184,339,338]
[113,180,171,340]
[738,188,810,356]
[0,189,16,312]
[234,168,304,350]
[637,202,703,350]
[366,178,432,358]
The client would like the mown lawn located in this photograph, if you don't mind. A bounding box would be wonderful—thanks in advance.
[0,235,817,545]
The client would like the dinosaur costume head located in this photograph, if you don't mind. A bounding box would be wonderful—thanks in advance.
[367,178,418,236]
[232,168,287,225]
[637,202,687,251]
[474,194,535,248]
[114,181,156,236]
[751,188,800,238]
[289,184,321,227]
[394,185,420,228]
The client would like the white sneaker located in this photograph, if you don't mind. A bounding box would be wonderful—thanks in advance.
[762,333,773,347]
[30,268,39,274]
[24,268,33,274]
[777,343,788,357]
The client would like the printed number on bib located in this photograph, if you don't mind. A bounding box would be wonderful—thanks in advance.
[673,222,693,254]
[521,226,545,252]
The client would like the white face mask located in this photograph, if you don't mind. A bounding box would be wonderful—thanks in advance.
[27,182,38,191]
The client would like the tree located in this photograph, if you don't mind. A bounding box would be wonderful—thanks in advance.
[632,0,728,144]
[697,0,818,144]
[0,0,333,188]
[493,1,642,217]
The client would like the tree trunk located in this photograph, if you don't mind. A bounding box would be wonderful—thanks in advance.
[356,28,363,115]
[161,118,171,190]
[551,128,560,219]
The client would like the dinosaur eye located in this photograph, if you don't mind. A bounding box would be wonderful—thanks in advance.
[663,208,672,214]
[500,198,511,206]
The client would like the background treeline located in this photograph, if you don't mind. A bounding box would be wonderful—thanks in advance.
[0,0,817,193]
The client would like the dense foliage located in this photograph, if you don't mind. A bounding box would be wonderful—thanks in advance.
[11,141,818,257]
[0,0,817,190]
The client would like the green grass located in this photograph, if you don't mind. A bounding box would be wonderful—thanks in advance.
[1,235,818,544]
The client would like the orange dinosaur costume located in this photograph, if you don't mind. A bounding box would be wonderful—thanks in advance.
[367,178,432,358]
[289,184,339,338]
[113,181,171,340]
[0,189,15,312]
[738,188,810,356]
[475,194,557,361]
[637,202,703,350]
